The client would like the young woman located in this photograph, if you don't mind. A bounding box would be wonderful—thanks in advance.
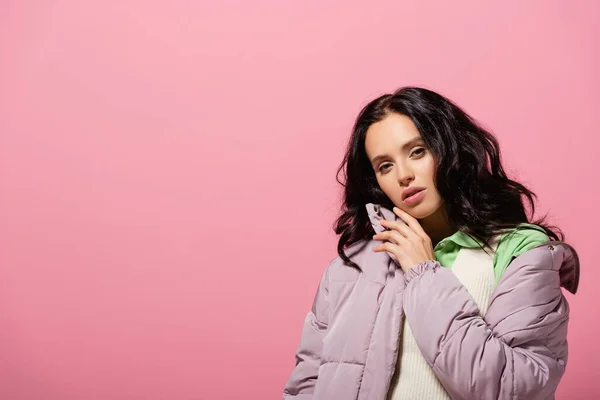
[282,87,580,400]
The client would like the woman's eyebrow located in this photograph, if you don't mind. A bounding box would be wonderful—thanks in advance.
[401,137,424,150]
[370,137,423,165]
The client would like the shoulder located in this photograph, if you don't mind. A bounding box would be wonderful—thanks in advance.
[499,241,580,294]
[496,223,551,257]
[493,224,551,280]
[324,239,391,284]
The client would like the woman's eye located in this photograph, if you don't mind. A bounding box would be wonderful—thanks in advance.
[379,164,391,172]
[411,148,425,157]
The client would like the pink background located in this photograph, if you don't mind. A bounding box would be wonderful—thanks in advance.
[1,1,599,399]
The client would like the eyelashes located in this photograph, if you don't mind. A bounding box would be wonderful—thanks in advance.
[378,148,426,172]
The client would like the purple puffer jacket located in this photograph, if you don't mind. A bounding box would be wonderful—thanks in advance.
[282,209,580,400]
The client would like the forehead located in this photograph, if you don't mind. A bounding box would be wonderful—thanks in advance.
[365,114,421,155]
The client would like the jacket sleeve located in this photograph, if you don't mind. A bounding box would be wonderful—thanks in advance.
[403,244,573,400]
[282,260,332,399]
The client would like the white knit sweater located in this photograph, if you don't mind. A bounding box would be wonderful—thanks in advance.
[387,238,500,399]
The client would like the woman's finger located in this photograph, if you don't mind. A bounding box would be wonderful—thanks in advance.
[392,207,429,239]
[373,229,407,246]
[373,241,399,255]
[380,218,416,240]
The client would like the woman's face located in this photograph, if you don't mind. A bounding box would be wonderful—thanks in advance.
[364,113,443,219]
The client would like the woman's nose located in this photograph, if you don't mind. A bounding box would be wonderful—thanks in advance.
[397,166,414,187]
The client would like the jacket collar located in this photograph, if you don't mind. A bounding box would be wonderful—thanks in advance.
[437,223,547,250]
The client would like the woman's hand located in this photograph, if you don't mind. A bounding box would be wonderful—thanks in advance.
[372,206,435,273]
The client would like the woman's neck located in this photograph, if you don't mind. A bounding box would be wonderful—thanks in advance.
[418,205,455,248]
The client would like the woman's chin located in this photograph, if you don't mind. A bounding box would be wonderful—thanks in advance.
[399,204,437,220]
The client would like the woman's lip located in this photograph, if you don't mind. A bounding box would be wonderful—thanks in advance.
[402,188,426,205]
